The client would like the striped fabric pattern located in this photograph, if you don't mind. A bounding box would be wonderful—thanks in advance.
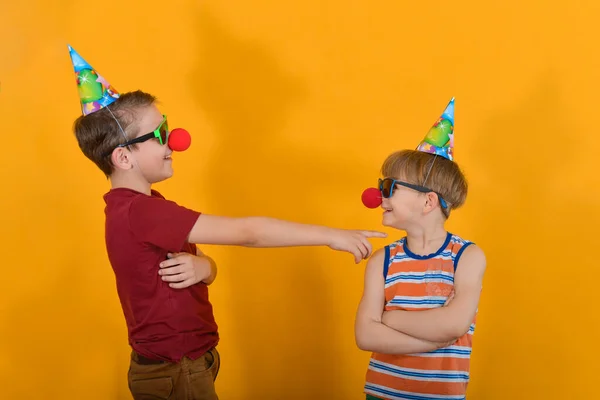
[364,233,476,400]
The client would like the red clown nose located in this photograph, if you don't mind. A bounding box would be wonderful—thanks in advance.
[168,128,191,152]
[361,187,382,209]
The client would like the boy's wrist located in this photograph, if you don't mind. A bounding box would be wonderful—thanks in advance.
[319,226,339,247]
[200,255,217,284]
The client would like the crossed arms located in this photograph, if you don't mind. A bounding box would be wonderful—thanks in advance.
[354,245,486,355]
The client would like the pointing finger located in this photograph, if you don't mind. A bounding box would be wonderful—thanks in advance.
[360,230,387,238]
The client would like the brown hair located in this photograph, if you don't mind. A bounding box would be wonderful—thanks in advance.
[381,149,468,218]
[72,90,157,177]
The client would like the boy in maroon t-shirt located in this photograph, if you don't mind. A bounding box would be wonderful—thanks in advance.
[68,46,385,399]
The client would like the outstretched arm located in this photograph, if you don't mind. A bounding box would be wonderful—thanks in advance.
[381,245,486,342]
[355,249,453,354]
[187,214,386,264]
[129,196,385,264]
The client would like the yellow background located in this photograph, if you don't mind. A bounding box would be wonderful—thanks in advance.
[1,0,598,399]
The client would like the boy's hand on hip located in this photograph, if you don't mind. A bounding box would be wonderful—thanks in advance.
[158,252,212,289]
[328,229,387,263]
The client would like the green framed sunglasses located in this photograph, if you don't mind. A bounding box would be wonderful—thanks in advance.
[104,115,169,157]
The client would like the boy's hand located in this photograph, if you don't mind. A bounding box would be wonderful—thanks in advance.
[439,293,458,348]
[328,229,387,263]
[438,290,457,348]
[444,290,455,306]
[158,252,214,289]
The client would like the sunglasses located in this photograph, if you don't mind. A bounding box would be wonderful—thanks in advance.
[378,178,448,209]
[104,115,169,157]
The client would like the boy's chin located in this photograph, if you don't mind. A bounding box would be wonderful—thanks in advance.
[382,216,406,230]
[151,171,174,184]
[382,213,396,227]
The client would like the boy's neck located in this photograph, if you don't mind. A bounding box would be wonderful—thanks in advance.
[109,173,152,196]
[404,224,448,256]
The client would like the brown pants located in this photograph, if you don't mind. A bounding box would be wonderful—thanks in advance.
[128,348,220,400]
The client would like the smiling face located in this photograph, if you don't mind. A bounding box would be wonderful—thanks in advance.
[381,179,427,229]
[379,149,469,226]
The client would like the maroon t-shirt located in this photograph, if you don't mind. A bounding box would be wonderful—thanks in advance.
[103,188,218,362]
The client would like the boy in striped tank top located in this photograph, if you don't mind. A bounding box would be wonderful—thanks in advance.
[355,98,487,400]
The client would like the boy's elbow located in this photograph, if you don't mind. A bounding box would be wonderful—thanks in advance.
[355,325,376,352]
[204,267,218,285]
[234,219,260,246]
[355,335,373,352]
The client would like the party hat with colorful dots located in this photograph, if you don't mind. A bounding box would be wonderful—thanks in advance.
[67,45,120,115]
[416,97,455,161]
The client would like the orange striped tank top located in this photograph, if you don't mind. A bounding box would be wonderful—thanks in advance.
[364,232,476,400]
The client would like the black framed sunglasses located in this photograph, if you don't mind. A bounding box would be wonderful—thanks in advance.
[378,178,448,209]
[103,115,169,157]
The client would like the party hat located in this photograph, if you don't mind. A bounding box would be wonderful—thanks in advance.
[68,45,120,115]
[416,97,455,161]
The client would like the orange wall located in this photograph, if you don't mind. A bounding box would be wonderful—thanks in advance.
[1,1,599,399]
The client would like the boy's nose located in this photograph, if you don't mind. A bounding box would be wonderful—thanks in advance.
[168,128,191,151]
[361,187,382,208]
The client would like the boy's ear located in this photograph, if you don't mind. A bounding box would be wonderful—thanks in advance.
[423,192,440,213]
[111,147,134,171]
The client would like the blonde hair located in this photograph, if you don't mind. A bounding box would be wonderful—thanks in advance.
[381,150,468,218]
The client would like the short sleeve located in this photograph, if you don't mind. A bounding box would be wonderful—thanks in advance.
[453,241,474,272]
[129,196,201,251]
